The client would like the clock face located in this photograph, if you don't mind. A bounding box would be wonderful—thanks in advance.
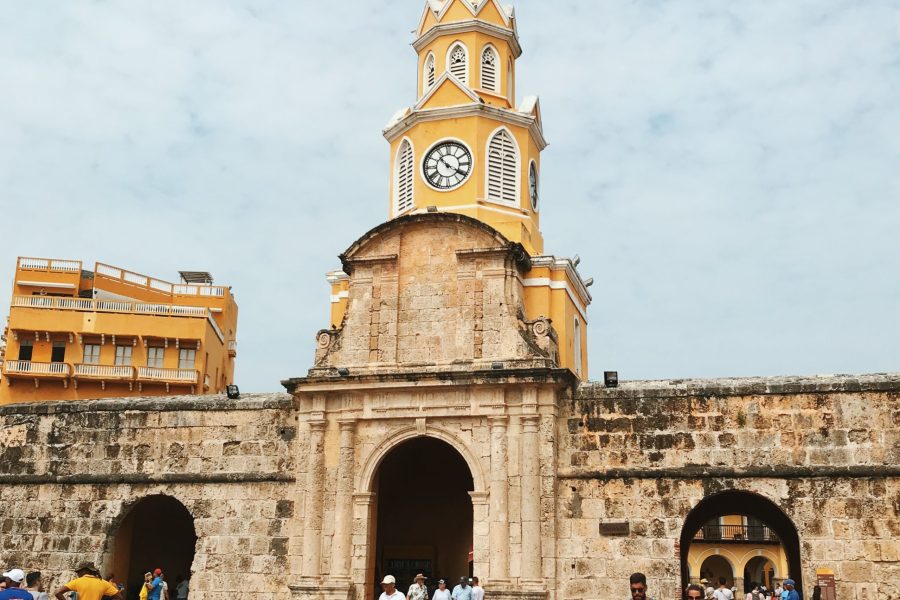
[423,141,473,190]
[529,162,539,210]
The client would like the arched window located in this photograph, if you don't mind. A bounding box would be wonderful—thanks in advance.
[486,128,519,205]
[395,140,414,214]
[481,46,498,92]
[424,53,436,91]
[448,43,468,85]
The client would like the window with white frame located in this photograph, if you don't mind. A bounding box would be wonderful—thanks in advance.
[115,345,132,366]
[424,53,436,90]
[486,129,519,204]
[82,344,100,365]
[395,140,415,214]
[448,43,468,84]
[481,46,498,92]
[179,348,196,370]
[147,347,165,369]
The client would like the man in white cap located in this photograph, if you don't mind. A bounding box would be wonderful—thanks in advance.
[380,576,405,600]
[1,569,34,600]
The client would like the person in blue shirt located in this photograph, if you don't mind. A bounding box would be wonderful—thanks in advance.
[1,570,36,600]
[147,570,164,600]
[782,580,799,600]
[450,578,472,600]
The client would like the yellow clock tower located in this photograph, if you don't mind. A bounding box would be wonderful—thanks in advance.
[384,0,546,255]
[324,0,591,379]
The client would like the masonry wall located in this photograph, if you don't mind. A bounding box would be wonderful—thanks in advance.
[557,375,900,600]
[0,394,296,600]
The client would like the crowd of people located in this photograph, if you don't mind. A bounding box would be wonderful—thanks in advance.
[378,574,485,600]
[0,563,188,600]
[628,573,808,600]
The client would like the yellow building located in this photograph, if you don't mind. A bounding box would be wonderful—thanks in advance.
[327,0,592,377]
[688,515,789,592]
[0,257,238,404]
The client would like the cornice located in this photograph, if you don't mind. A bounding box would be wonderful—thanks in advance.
[530,256,593,306]
[384,103,548,151]
[414,20,522,58]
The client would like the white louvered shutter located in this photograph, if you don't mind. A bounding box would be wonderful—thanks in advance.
[481,47,497,92]
[487,130,518,204]
[425,54,436,89]
[449,45,468,84]
[396,141,414,214]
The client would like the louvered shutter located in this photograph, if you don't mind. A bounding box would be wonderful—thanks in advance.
[425,54,436,89]
[449,45,468,84]
[487,130,518,204]
[481,47,497,92]
[396,141,414,214]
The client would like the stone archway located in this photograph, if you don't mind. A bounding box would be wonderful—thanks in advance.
[108,495,197,600]
[680,490,802,594]
[369,436,475,599]
[744,556,777,591]
[699,555,735,587]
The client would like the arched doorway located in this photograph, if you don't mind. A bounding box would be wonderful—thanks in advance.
[744,556,777,591]
[680,491,802,594]
[372,437,474,596]
[699,555,734,587]
[109,495,197,600]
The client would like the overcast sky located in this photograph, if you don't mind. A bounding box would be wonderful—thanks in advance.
[1,0,898,391]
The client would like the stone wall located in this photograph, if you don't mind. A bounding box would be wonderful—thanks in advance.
[0,393,296,600]
[557,374,900,600]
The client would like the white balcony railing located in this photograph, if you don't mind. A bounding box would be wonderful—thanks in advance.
[95,262,226,298]
[73,364,135,379]
[18,257,82,273]
[136,367,198,383]
[3,361,70,376]
[13,296,206,319]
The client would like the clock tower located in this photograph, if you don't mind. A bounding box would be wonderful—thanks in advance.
[384,0,546,255]
[324,0,591,379]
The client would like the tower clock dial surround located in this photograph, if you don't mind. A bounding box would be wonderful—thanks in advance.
[422,140,473,191]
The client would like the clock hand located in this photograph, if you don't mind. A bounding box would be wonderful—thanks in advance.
[439,157,460,175]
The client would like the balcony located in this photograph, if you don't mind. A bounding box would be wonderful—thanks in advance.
[11,295,225,343]
[95,263,227,298]
[73,364,135,380]
[3,361,71,384]
[18,257,82,273]
[693,524,781,544]
[136,367,199,384]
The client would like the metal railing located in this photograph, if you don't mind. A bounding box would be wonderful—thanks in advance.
[136,367,198,383]
[17,257,82,273]
[73,364,135,379]
[693,524,780,543]
[3,361,71,376]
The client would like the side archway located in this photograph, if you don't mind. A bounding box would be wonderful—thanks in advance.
[680,490,802,593]
[107,495,197,600]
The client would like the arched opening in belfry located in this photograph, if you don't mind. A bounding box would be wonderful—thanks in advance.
[372,437,474,597]
[681,491,801,594]
[108,495,197,600]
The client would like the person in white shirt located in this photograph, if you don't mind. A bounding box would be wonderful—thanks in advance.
[713,579,734,600]
[470,577,484,600]
[379,576,406,600]
[432,580,451,600]
[174,576,189,600]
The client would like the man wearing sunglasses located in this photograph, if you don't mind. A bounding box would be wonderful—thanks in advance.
[629,573,654,600]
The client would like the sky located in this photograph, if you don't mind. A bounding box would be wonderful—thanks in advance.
[1,0,898,392]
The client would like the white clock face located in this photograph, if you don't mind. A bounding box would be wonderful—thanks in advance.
[529,162,539,210]
[423,141,473,190]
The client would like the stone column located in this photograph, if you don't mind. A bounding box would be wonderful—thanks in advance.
[489,416,510,584]
[520,414,542,586]
[331,419,356,581]
[301,419,327,583]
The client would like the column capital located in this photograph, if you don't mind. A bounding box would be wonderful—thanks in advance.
[521,413,540,430]
[307,419,327,431]
[488,415,509,428]
[337,418,357,431]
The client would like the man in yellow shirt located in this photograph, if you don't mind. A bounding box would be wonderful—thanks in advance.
[53,563,121,600]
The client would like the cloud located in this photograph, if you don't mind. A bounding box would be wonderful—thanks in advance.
[1,0,898,390]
